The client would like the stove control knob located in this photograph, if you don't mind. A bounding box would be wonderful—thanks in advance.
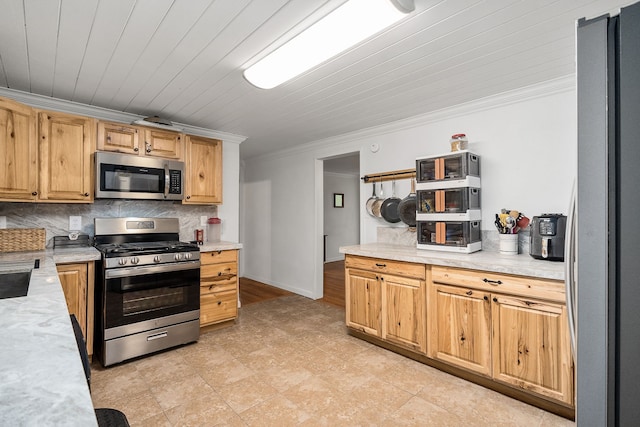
[153,255,161,263]
[174,253,183,261]
[130,257,139,265]
[184,253,192,260]
[118,258,128,266]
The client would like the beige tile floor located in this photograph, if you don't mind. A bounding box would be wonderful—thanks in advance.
[90,295,576,426]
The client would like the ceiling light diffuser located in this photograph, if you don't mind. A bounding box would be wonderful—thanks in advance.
[243,0,415,89]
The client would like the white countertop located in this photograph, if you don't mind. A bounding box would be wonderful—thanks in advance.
[0,247,100,426]
[340,243,565,281]
[197,240,243,252]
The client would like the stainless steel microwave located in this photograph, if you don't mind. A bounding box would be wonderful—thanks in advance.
[95,152,184,200]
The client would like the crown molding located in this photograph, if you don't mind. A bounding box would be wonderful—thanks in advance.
[249,74,576,161]
[0,87,247,145]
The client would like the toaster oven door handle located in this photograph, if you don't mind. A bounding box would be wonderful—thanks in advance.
[105,261,200,279]
[164,164,170,199]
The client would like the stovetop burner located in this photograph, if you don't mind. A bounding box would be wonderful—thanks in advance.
[96,241,199,257]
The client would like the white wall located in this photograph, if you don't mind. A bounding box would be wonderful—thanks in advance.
[323,172,360,262]
[218,141,240,242]
[241,77,577,299]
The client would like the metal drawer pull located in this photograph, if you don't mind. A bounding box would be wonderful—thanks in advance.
[147,331,168,341]
[375,263,386,267]
[483,278,502,285]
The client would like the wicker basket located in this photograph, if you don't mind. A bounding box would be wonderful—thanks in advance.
[0,228,46,253]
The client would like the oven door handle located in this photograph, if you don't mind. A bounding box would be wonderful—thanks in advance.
[104,261,200,279]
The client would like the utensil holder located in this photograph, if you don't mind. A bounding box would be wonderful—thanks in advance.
[499,233,518,255]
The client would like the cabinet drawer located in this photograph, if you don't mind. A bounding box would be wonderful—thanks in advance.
[201,290,237,325]
[200,250,237,265]
[431,266,565,303]
[201,279,236,295]
[345,255,425,280]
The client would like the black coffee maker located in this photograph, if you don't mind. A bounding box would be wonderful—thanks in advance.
[529,214,567,261]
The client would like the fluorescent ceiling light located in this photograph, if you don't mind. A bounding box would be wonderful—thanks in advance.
[243,0,414,89]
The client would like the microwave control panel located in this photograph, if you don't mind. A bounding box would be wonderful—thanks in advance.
[169,170,182,194]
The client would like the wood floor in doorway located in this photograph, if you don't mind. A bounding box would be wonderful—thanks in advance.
[238,260,345,308]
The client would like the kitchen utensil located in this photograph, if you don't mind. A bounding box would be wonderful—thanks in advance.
[365,182,379,217]
[372,182,385,218]
[380,180,401,223]
[398,178,417,227]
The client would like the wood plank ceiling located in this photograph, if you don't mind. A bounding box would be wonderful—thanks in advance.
[0,0,634,159]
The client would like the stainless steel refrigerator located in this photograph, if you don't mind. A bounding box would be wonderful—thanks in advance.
[573,2,640,425]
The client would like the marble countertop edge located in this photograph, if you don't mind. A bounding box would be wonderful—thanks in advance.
[340,243,565,281]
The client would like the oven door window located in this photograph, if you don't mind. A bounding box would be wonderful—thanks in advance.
[104,267,199,329]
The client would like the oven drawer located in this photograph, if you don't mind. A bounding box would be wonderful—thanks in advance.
[200,250,237,265]
[201,290,237,325]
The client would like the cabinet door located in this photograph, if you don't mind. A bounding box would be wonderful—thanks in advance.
[38,111,94,202]
[345,268,381,336]
[429,284,491,375]
[183,135,222,204]
[97,121,140,154]
[491,295,573,404]
[0,98,38,201]
[142,128,182,159]
[57,262,95,356]
[382,274,426,353]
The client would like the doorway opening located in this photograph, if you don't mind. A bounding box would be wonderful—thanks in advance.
[321,152,360,307]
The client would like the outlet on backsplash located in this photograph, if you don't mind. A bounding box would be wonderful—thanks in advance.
[69,216,82,231]
[0,216,6,229]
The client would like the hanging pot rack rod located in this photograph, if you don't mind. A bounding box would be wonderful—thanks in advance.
[361,168,416,183]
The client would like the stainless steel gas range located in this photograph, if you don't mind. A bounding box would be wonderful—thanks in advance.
[93,217,200,367]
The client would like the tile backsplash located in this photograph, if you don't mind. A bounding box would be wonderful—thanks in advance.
[0,200,217,247]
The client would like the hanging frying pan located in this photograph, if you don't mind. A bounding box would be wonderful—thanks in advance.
[380,180,401,223]
[372,182,385,218]
[366,182,379,217]
[398,178,417,227]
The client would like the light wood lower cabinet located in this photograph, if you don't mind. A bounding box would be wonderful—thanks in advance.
[429,283,491,375]
[345,268,381,336]
[56,262,94,356]
[428,266,574,406]
[346,257,574,410]
[345,255,426,352]
[491,294,572,404]
[200,250,238,327]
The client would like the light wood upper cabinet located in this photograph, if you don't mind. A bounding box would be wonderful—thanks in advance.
[492,294,573,405]
[141,128,182,159]
[183,135,222,204]
[0,98,38,201]
[97,121,140,155]
[38,111,95,202]
[428,283,491,375]
[97,121,183,160]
